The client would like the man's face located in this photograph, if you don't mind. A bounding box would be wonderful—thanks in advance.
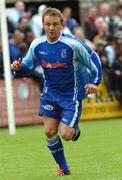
[43,15,63,42]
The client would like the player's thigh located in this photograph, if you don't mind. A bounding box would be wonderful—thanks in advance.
[42,115,59,138]
[60,99,82,129]
[59,122,75,141]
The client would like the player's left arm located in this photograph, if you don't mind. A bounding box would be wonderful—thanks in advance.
[75,40,102,94]
[84,48,102,94]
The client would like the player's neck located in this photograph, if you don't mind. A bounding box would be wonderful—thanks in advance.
[47,33,62,43]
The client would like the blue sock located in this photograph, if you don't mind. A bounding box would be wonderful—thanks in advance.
[46,135,69,171]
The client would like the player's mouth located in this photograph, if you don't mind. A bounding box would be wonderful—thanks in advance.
[49,31,55,34]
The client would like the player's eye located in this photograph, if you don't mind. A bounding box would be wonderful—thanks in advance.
[53,23,59,26]
[45,23,50,26]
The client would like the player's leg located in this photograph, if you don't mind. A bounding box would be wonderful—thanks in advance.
[59,121,81,141]
[59,99,82,141]
[39,92,70,175]
[41,115,58,138]
[42,115,70,175]
[59,123,75,141]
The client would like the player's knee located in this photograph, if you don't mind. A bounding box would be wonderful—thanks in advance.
[45,128,57,138]
[60,131,73,141]
[59,124,74,141]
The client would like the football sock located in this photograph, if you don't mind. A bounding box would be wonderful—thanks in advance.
[72,124,81,141]
[46,134,69,171]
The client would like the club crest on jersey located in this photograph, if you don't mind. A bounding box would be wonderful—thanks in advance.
[61,49,67,58]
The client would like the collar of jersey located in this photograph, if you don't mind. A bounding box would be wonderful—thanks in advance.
[47,32,62,44]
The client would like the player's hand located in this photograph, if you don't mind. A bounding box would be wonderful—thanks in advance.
[11,58,22,70]
[84,83,98,94]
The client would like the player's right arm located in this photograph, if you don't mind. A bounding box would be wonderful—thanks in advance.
[11,39,40,76]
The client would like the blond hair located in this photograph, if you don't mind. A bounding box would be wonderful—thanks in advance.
[42,7,64,23]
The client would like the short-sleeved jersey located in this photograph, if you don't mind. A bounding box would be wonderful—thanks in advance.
[21,33,102,100]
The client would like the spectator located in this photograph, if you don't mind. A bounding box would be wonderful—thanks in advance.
[9,30,25,62]
[118,0,122,3]
[17,16,33,42]
[6,1,26,28]
[111,52,122,103]
[84,6,98,41]
[93,17,109,43]
[94,39,115,95]
[99,2,113,34]
[114,37,122,57]
[62,6,79,33]
[73,26,95,49]
[112,4,122,40]
[104,35,115,67]
[26,31,35,47]
[19,42,28,58]
[30,5,47,38]
[7,18,15,38]
[95,40,109,73]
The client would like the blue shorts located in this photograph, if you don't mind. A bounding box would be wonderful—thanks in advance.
[39,92,82,129]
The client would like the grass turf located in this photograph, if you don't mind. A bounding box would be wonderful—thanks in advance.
[0,119,122,180]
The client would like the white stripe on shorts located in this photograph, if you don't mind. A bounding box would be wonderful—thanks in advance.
[70,100,79,127]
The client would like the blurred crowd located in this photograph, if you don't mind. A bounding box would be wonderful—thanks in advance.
[0,1,122,103]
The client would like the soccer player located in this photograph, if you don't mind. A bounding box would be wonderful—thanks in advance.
[11,7,102,176]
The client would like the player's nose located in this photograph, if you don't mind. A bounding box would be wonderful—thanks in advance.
[49,24,55,30]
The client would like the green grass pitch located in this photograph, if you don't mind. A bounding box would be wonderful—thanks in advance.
[0,119,122,180]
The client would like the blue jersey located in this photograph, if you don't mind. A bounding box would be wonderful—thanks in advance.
[21,33,102,100]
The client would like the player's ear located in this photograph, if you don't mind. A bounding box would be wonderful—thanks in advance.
[61,25,63,31]
[62,21,65,27]
[61,21,64,30]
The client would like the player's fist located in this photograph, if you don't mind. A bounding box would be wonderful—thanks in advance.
[11,58,22,70]
[85,83,97,94]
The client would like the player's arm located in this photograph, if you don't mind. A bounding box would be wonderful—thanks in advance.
[75,40,102,94]
[83,48,102,94]
[11,40,39,77]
